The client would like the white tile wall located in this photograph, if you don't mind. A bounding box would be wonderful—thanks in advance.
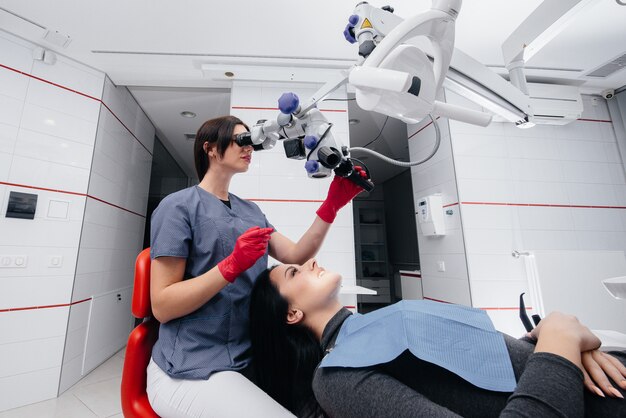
[82,288,133,376]
[0,366,61,412]
[0,273,74,309]
[0,305,69,344]
[408,105,472,306]
[30,56,104,100]
[19,102,99,146]
[89,90,153,214]
[509,159,563,183]
[101,78,154,154]
[466,254,527,282]
[517,206,574,230]
[0,336,65,379]
[230,81,357,308]
[8,155,91,192]
[0,32,34,74]
[60,79,153,393]
[421,276,471,306]
[0,95,26,128]
[24,72,102,125]
[0,30,104,412]
[485,310,527,338]
[470,279,529,310]
[519,230,580,251]
[0,188,86,248]
[0,119,19,152]
[463,228,518,253]
[14,128,94,169]
[0,30,154,410]
[0,153,12,181]
[445,88,626,333]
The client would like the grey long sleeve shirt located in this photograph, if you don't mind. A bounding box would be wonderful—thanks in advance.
[311,308,626,418]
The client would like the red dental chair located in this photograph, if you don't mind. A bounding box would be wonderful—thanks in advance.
[121,247,160,418]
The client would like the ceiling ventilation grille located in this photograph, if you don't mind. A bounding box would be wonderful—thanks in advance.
[586,53,626,78]
[184,133,196,141]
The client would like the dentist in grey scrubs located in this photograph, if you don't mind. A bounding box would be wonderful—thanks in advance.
[146,115,363,418]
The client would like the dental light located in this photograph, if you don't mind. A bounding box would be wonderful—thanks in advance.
[233,0,590,184]
[348,0,493,127]
[235,0,492,188]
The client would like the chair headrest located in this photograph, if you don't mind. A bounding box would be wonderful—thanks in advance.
[132,248,152,318]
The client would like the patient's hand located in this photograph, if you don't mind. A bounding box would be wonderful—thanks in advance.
[581,350,626,399]
[530,312,601,352]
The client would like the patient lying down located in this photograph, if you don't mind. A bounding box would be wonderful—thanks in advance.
[249,259,626,418]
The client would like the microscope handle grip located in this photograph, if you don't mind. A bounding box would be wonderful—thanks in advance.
[345,168,375,192]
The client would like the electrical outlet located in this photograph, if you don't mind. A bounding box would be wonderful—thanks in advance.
[47,255,63,268]
[0,255,28,268]
[437,261,446,272]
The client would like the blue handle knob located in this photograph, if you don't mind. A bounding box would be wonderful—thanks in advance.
[304,135,318,149]
[305,160,319,174]
[278,92,300,114]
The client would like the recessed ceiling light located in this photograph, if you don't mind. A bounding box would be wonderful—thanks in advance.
[224,71,235,77]
[349,118,360,125]
[180,111,196,118]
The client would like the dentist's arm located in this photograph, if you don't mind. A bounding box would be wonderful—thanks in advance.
[269,174,364,264]
[151,227,272,323]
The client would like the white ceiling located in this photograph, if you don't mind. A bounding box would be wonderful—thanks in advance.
[129,87,231,178]
[1,0,625,182]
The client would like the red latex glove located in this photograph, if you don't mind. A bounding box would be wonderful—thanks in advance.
[316,167,366,223]
[218,226,273,283]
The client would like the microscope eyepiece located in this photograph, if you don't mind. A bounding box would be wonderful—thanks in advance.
[235,132,253,147]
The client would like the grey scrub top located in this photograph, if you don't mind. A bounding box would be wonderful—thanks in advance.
[150,186,274,379]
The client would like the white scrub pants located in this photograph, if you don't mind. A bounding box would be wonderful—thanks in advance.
[147,358,295,418]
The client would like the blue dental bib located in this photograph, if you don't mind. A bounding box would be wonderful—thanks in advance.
[319,300,516,392]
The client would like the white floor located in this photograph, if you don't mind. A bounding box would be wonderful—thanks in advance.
[0,348,126,418]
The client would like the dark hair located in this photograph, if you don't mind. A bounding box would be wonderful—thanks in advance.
[249,267,323,416]
[193,116,249,181]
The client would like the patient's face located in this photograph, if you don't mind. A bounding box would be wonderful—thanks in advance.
[270,259,342,314]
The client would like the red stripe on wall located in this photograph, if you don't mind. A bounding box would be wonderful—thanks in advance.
[0,181,146,218]
[407,116,441,140]
[248,198,325,203]
[100,102,152,155]
[231,106,347,113]
[0,64,100,102]
[423,297,531,311]
[0,181,85,197]
[86,194,146,217]
[479,306,533,311]
[461,201,626,210]
[0,63,153,218]
[0,297,92,313]
[443,202,459,208]
[423,297,451,304]
[400,273,421,278]
[0,63,152,156]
